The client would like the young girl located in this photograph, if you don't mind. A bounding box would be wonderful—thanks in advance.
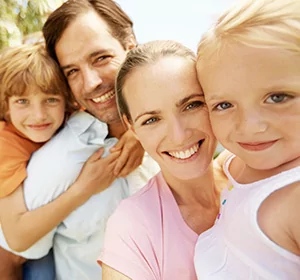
[195,0,300,278]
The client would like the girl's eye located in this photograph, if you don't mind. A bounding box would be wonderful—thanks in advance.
[185,101,204,110]
[142,117,159,126]
[215,102,232,111]
[266,93,290,104]
[16,99,28,105]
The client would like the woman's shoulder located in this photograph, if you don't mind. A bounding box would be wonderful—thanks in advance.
[108,173,164,223]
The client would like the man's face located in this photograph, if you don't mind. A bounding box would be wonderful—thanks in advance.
[55,11,133,124]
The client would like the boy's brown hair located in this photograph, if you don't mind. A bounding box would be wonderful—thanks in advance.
[0,43,79,121]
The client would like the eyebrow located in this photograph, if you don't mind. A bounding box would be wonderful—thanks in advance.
[60,49,111,71]
[134,93,204,123]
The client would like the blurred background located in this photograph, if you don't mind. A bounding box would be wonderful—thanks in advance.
[0,0,236,51]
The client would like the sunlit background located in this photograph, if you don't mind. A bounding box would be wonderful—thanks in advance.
[1,0,236,51]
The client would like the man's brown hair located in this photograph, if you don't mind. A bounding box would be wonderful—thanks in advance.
[43,0,135,62]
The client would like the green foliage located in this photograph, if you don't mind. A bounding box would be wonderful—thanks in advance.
[0,0,63,49]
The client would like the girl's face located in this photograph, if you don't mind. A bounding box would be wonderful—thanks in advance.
[123,56,216,182]
[198,42,300,171]
[8,85,65,142]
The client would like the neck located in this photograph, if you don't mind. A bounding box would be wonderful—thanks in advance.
[231,155,300,184]
[108,120,127,139]
[164,164,220,209]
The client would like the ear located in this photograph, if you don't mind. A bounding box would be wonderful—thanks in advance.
[122,113,137,136]
[125,34,137,51]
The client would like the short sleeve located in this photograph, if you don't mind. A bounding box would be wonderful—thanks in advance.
[98,201,160,280]
[0,137,30,198]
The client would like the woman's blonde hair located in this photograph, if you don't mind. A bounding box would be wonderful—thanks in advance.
[0,43,79,120]
[116,40,196,122]
[197,0,300,60]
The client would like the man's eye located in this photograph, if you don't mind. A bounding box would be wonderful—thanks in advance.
[185,101,204,110]
[66,69,77,77]
[266,93,291,104]
[142,117,159,125]
[215,102,232,111]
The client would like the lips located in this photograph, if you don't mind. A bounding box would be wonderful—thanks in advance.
[165,140,204,160]
[238,140,278,151]
[27,123,51,130]
[92,89,115,104]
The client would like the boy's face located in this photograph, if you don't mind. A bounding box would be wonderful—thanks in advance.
[7,85,65,143]
[197,42,300,170]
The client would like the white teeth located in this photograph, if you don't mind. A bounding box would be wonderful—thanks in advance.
[168,143,200,159]
[92,90,115,103]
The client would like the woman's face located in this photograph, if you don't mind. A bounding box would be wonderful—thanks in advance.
[123,56,217,181]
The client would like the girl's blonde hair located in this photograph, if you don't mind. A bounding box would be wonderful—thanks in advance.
[0,43,79,120]
[197,0,300,60]
[116,40,196,122]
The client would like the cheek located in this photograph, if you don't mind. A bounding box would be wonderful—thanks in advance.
[134,127,162,159]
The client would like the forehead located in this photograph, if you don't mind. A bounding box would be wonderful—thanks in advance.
[123,56,200,114]
[55,10,123,67]
[197,43,300,97]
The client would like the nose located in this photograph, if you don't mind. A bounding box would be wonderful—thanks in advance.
[235,108,268,134]
[167,117,192,146]
[33,103,47,121]
[82,67,103,94]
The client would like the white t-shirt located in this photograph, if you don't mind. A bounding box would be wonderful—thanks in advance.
[0,111,160,280]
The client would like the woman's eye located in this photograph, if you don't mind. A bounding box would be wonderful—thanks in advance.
[142,117,158,125]
[266,93,290,104]
[215,102,232,111]
[185,101,204,110]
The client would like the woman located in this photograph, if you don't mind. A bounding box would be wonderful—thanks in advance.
[98,40,226,279]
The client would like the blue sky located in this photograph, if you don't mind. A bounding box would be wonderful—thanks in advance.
[116,0,236,51]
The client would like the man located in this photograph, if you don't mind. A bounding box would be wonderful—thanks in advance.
[0,0,159,279]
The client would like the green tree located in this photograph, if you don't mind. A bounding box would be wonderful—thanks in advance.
[0,0,63,49]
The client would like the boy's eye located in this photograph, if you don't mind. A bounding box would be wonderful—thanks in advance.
[142,117,159,126]
[16,99,28,105]
[46,97,60,104]
[185,101,204,110]
[215,102,232,111]
[266,93,290,104]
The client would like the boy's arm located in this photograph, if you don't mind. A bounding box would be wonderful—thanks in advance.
[0,148,119,252]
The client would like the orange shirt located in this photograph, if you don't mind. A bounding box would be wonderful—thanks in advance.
[0,121,42,198]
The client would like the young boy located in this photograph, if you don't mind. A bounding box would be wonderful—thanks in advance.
[0,43,78,279]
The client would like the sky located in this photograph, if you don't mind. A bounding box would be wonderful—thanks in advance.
[116,0,236,52]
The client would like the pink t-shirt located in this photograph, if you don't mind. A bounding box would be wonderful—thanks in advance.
[98,172,198,280]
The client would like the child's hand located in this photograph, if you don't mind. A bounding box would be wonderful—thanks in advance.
[74,148,120,199]
[110,130,144,177]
